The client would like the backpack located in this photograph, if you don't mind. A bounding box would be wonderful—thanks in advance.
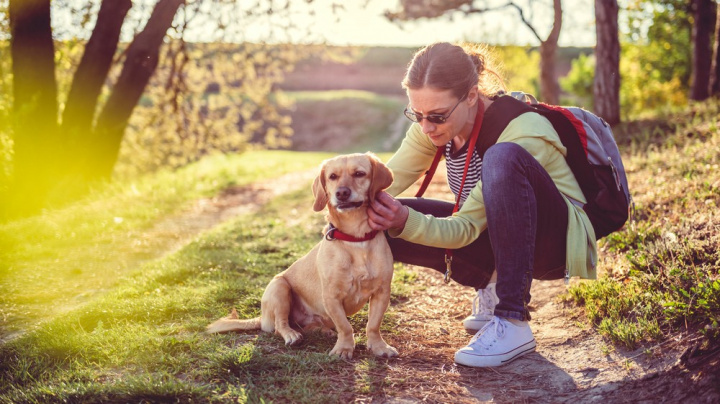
[479,92,632,239]
[416,92,632,240]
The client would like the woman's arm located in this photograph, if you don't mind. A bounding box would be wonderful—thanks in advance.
[370,113,576,250]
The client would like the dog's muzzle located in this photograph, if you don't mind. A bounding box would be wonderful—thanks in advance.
[335,201,364,210]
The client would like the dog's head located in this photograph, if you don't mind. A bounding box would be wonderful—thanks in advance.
[311,152,393,212]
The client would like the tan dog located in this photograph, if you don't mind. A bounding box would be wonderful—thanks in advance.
[207,152,398,359]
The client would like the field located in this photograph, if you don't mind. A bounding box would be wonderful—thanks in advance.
[0,96,718,402]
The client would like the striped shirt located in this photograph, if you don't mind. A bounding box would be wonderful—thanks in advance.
[444,141,482,205]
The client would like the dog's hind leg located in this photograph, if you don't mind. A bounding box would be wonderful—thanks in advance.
[261,276,303,346]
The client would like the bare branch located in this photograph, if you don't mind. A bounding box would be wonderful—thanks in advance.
[465,2,544,43]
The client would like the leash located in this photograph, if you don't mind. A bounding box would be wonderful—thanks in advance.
[325,223,379,242]
[415,100,486,283]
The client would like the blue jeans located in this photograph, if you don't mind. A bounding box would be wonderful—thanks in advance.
[388,143,568,321]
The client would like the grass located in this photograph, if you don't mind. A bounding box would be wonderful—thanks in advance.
[0,169,411,403]
[286,90,408,153]
[567,99,720,348]
[0,150,332,336]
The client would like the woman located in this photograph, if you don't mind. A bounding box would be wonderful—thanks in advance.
[367,42,597,368]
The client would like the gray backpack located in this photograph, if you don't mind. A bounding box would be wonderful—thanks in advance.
[479,92,632,239]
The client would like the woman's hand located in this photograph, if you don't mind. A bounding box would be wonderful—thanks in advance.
[368,192,409,231]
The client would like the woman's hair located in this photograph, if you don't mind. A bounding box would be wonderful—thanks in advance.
[401,42,506,99]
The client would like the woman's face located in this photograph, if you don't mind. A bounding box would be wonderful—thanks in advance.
[406,87,477,147]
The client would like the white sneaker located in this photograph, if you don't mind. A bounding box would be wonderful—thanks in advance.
[454,316,536,367]
[462,283,499,334]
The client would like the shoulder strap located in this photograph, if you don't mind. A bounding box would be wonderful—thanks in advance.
[476,96,601,201]
[415,147,443,197]
[527,103,600,200]
[474,96,534,158]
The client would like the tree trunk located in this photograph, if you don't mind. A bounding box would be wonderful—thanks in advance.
[593,0,620,125]
[62,0,132,143]
[8,0,58,217]
[709,2,720,97]
[538,0,562,105]
[90,0,184,180]
[690,0,716,101]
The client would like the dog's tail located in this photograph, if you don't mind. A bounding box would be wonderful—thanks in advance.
[206,308,262,334]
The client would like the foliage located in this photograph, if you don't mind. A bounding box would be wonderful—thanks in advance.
[568,99,720,348]
[559,1,694,118]
[116,42,305,178]
[1,0,330,219]
[493,45,541,95]
[619,43,689,118]
[624,0,692,85]
[561,44,689,119]
[560,52,594,109]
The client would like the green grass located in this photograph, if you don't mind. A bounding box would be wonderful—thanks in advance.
[0,169,411,403]
[567,99,720,348]
[0,150,332,336]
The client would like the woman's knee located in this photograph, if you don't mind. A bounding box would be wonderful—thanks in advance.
[483,143,531,169]
[481,143,533,187]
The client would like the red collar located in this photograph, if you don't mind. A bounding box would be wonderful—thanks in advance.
[325,224,378,242]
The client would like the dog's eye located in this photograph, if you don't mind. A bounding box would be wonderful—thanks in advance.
[353,171,366,178]
[328,173,338,180]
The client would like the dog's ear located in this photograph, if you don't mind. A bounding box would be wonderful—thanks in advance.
[367,152,394,203]
[312,167,328,212]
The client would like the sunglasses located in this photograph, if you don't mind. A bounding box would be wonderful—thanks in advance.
[403,93,468,124]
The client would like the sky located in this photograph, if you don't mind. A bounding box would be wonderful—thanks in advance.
[238,0,598,48]
[51,0,598,48]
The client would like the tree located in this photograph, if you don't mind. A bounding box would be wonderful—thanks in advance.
[4,0,311,219]
[385,0,564,104]
[690,0,717,101]
[594,0,620,125]
[8,0,60,216]
[711,3,720,97]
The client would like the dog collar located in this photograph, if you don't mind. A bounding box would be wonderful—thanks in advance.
[325,224,378,242]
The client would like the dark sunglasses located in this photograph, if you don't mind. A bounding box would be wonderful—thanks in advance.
[403,93,468,124]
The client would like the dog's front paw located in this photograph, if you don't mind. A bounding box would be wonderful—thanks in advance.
[329,340,355,360]
[368,342,399,358]
[280,329,303,346]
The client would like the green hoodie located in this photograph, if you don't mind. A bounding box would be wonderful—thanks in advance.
[385,111,597,280]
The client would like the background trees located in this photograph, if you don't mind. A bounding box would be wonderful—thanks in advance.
[2,0,311,219]
[618,0,719,113]
[3,0,719,220]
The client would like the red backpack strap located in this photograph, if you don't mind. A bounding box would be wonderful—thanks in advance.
[414,146,444,197]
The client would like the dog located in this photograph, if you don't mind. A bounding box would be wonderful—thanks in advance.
[207,152,398,359]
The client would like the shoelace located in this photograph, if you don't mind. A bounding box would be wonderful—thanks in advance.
[470,287,496,316]
[469,317,506,348]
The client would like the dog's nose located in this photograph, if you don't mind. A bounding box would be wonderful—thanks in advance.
[336,187,351,201]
